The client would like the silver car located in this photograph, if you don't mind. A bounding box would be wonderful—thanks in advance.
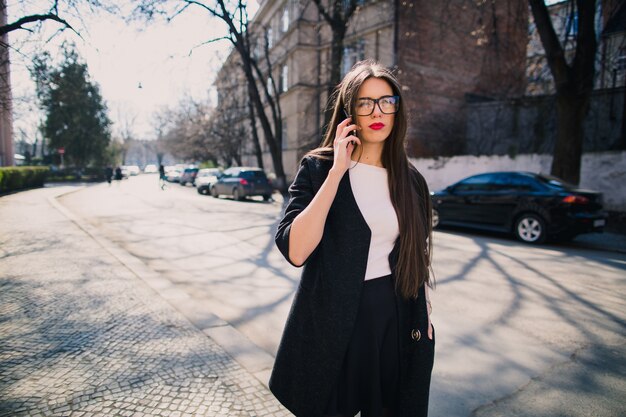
[196,168,222,195]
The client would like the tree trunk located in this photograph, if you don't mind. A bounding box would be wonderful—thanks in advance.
[529,0,597,186]
[323,26,346,129]
[239,56,287,192]
[618,82,626,150]
[0,0,14,166]
[247,82,264,170]
[551,92,589,184]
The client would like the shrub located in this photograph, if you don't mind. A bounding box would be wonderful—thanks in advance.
[0,166,50,193]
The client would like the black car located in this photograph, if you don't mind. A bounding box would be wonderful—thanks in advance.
[180,168,199,186]
[210,167,273,201]
[431,171,607,243]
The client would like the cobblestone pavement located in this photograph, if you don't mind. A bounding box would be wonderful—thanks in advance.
[0,187,290,417]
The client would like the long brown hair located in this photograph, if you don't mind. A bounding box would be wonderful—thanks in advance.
[307,60,433,299]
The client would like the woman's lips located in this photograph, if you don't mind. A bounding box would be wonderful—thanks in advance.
[369,123,385,130]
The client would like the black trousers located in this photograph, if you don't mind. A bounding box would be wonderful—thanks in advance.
[325,275,399,417]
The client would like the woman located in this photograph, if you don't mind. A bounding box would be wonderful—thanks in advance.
[271,60,435,417]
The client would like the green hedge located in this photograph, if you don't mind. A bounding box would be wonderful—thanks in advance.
[0,166,50,193]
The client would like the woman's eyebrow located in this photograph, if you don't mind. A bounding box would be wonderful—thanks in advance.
[357,95,393,100]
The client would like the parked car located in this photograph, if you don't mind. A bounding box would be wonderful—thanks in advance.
[210,167,273,201]
[165,167,181,183]
[430,171,607,244]
[180,167,199,186]
[144,164,158,174]
[123,165,141,176]
[196,168,222,195]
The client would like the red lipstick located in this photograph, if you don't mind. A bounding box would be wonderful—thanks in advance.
[369,122,385,130]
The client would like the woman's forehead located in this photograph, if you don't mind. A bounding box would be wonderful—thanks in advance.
[357,77,393,98]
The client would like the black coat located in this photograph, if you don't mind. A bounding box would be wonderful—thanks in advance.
[270,156,435,417]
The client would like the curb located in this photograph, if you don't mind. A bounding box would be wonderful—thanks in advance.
[47,187,276,390]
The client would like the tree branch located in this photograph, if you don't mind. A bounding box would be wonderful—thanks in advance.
[528,0,568,87]
[0,13,75,36]
[188,36,231,56]
[311,0,334,26]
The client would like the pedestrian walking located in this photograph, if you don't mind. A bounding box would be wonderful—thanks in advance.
[114,167,123,185]
[270,60,435,417]
[159,164,167,190]
[105,166,113,186]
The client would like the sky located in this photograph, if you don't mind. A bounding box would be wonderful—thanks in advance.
[9,0,258,143]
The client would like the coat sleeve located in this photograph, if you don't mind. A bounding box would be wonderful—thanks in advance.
[275,157,316,267]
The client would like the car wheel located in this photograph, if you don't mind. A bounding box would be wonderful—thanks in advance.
[233,187,243,201]
[514,213,546,244]
[432,209,440,229]
[211,186,218,198]
[180,181,186,186]
[263,194,271,201]
[197,187,206,195]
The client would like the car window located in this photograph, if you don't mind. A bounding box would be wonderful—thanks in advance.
[240,171,267,179]
[455,174,494,192]
[221,169,237,178]
[509,174,539,191]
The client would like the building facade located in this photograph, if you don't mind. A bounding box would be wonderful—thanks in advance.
[465,0,626,157]
[215,0,528,179]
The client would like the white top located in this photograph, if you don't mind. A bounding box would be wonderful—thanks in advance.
[348,162,399,280]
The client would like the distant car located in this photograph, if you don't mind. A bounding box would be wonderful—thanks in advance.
[165,167,181,183]
[123,165,141,176]
[210,167,273,201]
[196,168,222,195]
[144,164,158,174]
[431,171,607,244]
[180,168,199,186]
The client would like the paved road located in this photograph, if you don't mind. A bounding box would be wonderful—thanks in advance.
[0,185,289,416]
[4,175,625,416]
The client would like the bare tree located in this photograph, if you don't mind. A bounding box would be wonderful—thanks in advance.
[115,106,138,165]
[311,0,358,125]
[528,0,598,185]
[1,0,114,166]
[136,0,289,192]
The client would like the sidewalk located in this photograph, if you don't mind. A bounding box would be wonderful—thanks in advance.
[0,186,290,417]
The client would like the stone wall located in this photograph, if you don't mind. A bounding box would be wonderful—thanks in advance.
[411,151,626,211]
[466,88,625,156]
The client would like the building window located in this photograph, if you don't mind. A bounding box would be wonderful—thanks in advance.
[281,5,290,32]
[281,63,289,93]
[282,119,288,150]
[267,76,274,95]
[341,39,365,77]
[616,47,626,71]
[253,40,261,59]
[342,0,366,9]
[267,27,273,49]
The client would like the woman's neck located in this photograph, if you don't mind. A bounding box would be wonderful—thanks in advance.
[352,142,384,167]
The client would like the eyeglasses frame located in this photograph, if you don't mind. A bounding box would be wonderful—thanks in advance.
[353,95,400,116]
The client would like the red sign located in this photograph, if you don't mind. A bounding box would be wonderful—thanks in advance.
[58,148,65,154]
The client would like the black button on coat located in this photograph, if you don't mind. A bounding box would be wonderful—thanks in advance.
[270,156,435,417]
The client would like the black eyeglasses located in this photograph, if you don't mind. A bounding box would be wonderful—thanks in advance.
[354,95,400,116]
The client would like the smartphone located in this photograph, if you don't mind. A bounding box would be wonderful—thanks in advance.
[342,109,357,145]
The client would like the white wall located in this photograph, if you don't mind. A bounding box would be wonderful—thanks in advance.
[410,151,626,211]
